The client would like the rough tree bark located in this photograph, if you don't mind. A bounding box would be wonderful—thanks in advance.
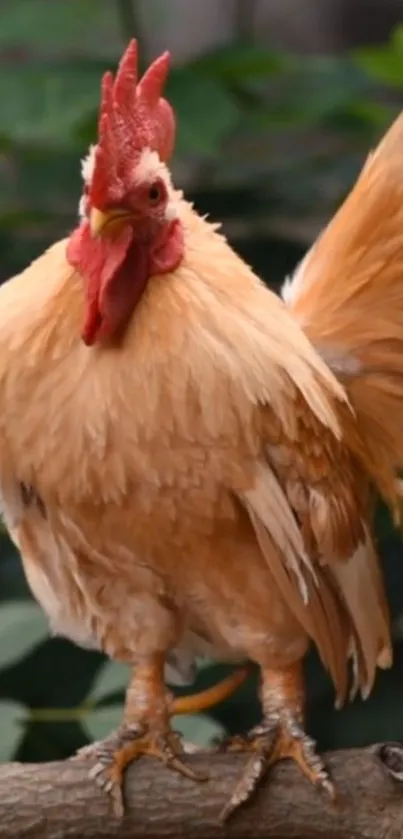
[0,743,403,838]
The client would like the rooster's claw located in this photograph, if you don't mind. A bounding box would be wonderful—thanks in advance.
[217,715,335,822]
[76,723,207,818]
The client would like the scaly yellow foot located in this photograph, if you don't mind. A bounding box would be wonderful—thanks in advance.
[77,722,205,817]
[218,663,335,822]
[77,663,249,817]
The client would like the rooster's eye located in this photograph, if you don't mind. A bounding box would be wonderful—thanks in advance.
[148,182,163,205]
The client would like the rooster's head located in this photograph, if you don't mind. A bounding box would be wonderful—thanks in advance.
[66,40,183,346]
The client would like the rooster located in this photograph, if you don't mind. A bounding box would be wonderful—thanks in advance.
[1,39,402,821]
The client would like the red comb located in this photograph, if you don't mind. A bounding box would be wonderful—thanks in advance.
[90,40,175,208]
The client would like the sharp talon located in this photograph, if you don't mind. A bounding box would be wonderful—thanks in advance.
[219,801,236,824]
[219,753,267,823]
[88,762,105,780]
[110,786,124,820]
[103,779,114,793]
[169,756,208,782]
[321,777,336,799]
[77,723,206,819]
[219,714,334,822]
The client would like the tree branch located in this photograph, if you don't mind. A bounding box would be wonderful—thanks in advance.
[1,744,403,838]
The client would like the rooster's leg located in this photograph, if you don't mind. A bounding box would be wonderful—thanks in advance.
[219,661,334,822]
[77,657,248,817]
[77,653,203,816]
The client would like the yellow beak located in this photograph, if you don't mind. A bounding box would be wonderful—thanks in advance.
[89,207,135,238]
[89,207,110,237]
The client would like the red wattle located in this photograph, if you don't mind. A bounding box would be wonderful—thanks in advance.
[66,221,133,345]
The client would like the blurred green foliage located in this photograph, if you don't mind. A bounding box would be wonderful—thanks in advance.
[0,0,402,765]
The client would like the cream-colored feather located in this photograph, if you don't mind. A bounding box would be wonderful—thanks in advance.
[0,192,391,701]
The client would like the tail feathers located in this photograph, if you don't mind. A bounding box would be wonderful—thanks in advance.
[330,525,392,701]
[283,112,403,514]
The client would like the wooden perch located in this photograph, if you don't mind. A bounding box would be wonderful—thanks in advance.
[1,744,403,838]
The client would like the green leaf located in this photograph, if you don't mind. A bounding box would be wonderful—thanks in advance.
[392,24,403,53]
[354,27,403,89]
[88,660,129,703]
[283,56,370,124]
[0,62,102,146]
[354,49,403,88]
[0,701,26,761]
[83,704,123,742]
[173,713,226,747]
[193,43,288,81]
[0,601,48,669]
[0,637,104,710]
[0,0,121,55]
[167,70,239,157]
[14,147,82,218]
[333,100,393,131]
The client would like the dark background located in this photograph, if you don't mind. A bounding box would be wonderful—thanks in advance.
[1,0,403,763]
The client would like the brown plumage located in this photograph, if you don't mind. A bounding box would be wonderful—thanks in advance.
[0,41,401,819]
